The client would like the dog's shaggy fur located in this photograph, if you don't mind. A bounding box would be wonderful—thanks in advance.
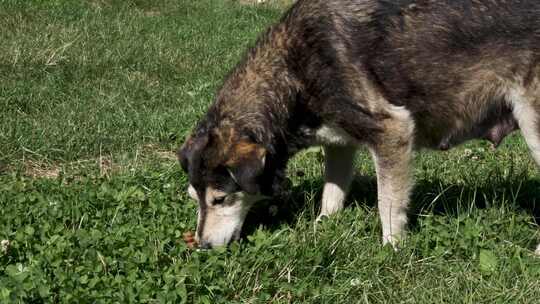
[179,0,540,250]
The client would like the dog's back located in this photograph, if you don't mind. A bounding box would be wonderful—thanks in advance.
[282,0,540,148]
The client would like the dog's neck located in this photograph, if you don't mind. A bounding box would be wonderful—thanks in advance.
[213,23,302,148]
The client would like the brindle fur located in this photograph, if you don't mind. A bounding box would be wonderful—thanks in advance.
[179,0,540,250]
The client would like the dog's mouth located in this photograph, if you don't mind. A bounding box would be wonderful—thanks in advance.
[194,191,271,248]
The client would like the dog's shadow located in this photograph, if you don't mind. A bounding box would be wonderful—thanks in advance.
[242,173,540,237]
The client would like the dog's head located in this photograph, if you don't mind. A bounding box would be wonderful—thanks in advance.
[178,123,269,248]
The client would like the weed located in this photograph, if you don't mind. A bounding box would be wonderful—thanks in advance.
[2,1,540,303]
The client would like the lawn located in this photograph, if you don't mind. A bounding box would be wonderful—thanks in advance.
[2,0,540,303]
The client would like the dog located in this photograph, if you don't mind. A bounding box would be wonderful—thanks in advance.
[178,0,540,251]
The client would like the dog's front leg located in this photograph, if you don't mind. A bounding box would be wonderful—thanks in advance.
[316,145,356,221]
[511,93,540,255]
[369,107,415,247]
[371,146,412,247]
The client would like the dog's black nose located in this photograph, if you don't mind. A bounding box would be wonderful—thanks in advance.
[198,241,212,249]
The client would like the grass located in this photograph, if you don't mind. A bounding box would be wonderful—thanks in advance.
[1,0,540,303]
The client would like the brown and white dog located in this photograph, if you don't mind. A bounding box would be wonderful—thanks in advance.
[179,0,540,250]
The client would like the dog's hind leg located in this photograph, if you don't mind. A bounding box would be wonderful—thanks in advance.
[369,105,415,247]
[316,145,356,221]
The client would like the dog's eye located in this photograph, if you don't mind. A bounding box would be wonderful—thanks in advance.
[213,197,226,205]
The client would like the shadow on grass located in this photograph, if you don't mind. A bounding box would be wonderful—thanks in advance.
[242,173,540,237]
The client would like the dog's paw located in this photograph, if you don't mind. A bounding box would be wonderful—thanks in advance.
[382,234,405,251]
[315,214,329,223]
[535,244,540,256]
[313,214,330,232]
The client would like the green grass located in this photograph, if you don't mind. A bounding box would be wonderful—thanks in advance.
[2,0,540,303]
[0,0,280,165]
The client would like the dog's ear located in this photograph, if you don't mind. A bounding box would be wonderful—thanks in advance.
[178,133,209,175]
[225,141,266,194]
